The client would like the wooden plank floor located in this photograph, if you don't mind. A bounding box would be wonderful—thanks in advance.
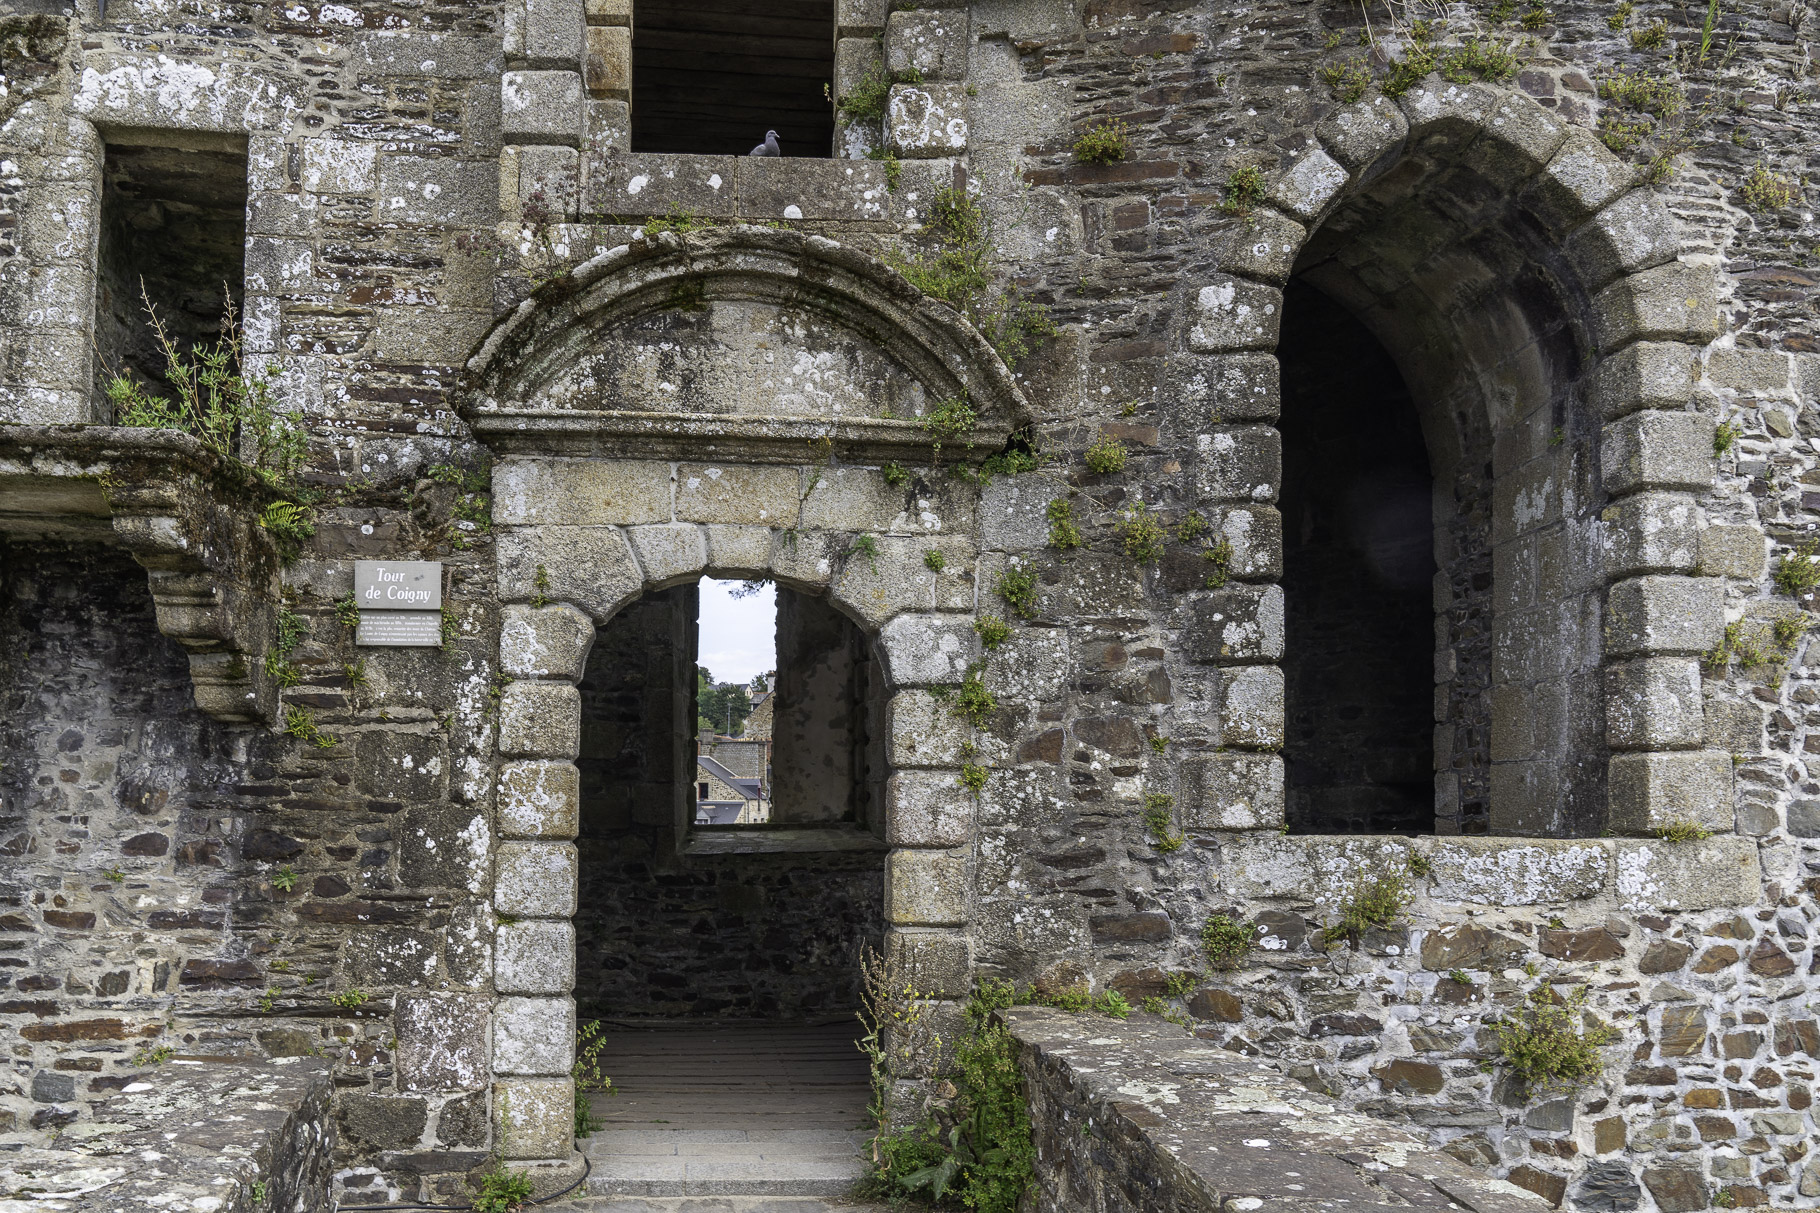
[587,1020,872,1132]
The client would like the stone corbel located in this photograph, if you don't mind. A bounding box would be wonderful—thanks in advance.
[0,424,282,723]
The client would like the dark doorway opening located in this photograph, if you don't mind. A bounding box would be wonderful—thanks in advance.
[571,580,879,1191]
[631,0,835,157]
[571,581,884,1022]
[1278,281,1437,835]
[93,142,248,415]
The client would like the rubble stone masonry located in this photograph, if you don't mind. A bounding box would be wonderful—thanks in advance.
[0,0,1817,1208]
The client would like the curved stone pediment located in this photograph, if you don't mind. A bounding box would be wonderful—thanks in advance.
[460,227,1030,463]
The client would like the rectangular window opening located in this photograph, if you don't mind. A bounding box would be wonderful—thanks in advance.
[93,141,249,417]
[696,578,777,827]
[632,0,835,158]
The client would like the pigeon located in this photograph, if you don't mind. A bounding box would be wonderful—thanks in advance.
[748,130,781,157]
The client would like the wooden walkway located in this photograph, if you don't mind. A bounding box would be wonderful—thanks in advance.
[582,1021,874,1198]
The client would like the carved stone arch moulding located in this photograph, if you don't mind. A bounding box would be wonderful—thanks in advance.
[485,466,983,1167]
[1181,79,1729,838]
[459,225,1031,464]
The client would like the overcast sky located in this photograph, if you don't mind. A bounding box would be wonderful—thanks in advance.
[698,579,776,686]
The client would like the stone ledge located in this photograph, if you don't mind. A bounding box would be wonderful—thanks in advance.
[1218,833,1761,911]
[0,424,285,722]
[0,1056,333,1212]
[1006,1008,1547,1213]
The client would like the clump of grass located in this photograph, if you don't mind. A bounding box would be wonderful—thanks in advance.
[1439,37,1520,83]
[1655,818,1712,843]
[283,704,337,750]
[1084,434,1128,475]
[1380,43,1437,98]
[1740,164,1798,213]
[1219,165,1267,219]
[1073,119,1130,165]
[1321,870,1411,947]
[1493,986,1616,1092]
[1318,59,1372,103]
[1202,914,1254,970]
[1448,968,1474,986]
[1046,498,1083,550]
[1143,792,1183,853]
[1607,0,1633,30]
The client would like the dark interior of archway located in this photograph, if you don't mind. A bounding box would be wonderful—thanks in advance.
[572,582,883,1021]
[631,0,835,157]
[1279,280,1436,836]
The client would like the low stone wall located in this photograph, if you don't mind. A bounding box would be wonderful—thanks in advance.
[1006,1007,1546,1213]
[0,1056,334,1213]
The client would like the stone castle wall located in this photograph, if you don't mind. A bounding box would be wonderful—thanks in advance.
[0,0,1818,1207]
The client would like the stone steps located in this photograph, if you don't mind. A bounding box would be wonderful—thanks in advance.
[544,1200,889,1213]
[579,1127,870,1199]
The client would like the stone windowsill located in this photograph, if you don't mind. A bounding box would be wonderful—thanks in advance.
[1220,832,1760,912]
[684,826,889,856]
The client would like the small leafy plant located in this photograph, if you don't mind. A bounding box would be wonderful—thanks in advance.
[996,565,1040,620]
[1448,968,1474,986]
[1774,539,1820,598]
[1740,164,1798,213]
[1143,792,1183,853]
[923,549,946,572]
[1116,501,1166,564]
[974,615,1012,648]
[953,665,997,729]
[1203,539,1234,588]
[132,1043,175,1067]
[1713,419,1741,455]
[471,1158,536,1213]
[1202,914,1254,970]
[1493,985,1616,1093]
[1219,165,1267,219]
[959,762,989,795]
[283,705,337,750]
[881,461,911,488]
[333,592,360,630]
[271,864,299,893]
[574,1019,612,1138]
[1084,434,1128,475]
[1321,870,1411,947]
[331,987,369,1009]
[1072,119,1130,165]
[1046,498,1084,550]
[846,533,881,573]
[1319,59,1372,103]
